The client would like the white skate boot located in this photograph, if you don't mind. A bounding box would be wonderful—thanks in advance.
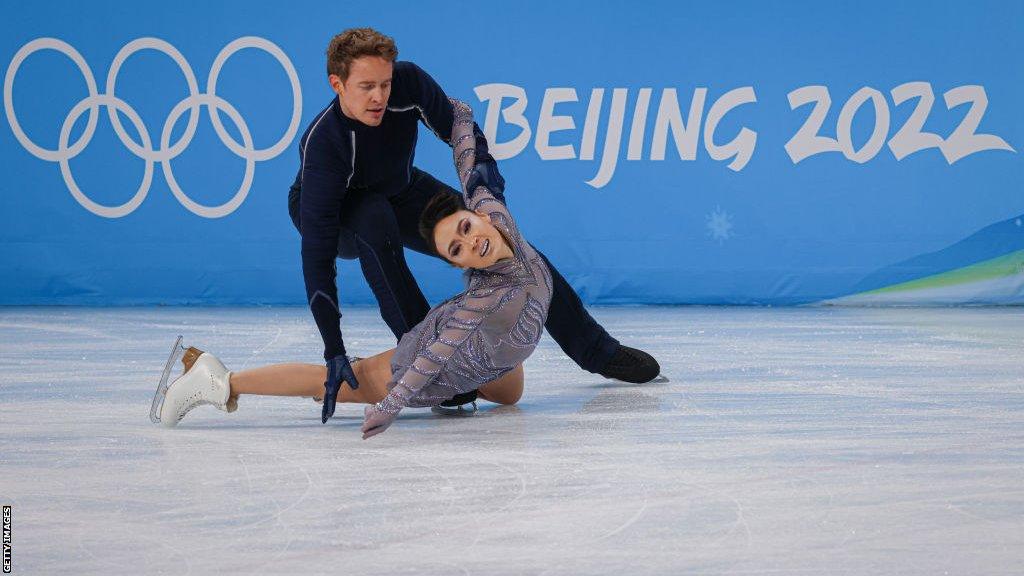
[151,337,237,427]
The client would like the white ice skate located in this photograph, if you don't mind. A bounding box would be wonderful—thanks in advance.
[150,336,237,427]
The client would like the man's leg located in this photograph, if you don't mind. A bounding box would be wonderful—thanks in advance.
[536,248,661,382]
[534,249,621,372]
[389,168,454,256]
[339,191,431,340]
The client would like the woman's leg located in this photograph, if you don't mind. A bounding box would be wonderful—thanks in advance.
[228,349,396,405]
[228,351,523,406]
[477,364,524,405]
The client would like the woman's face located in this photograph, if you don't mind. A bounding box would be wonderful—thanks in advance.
[433,209,513,269]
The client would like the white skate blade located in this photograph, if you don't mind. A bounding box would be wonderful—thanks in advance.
[431,402,478,417]
[150,336,185,424]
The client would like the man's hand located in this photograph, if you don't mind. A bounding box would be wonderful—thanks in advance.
[465,162,505,201]
[322,355,359,424]
[361,404,397,439]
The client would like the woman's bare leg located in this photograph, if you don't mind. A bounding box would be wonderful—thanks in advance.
[478,364,524,405]
[228,349,396,405]
[228,351,523,406]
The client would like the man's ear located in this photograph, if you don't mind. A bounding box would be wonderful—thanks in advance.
[328,74,344,95]
[474,208,489,219]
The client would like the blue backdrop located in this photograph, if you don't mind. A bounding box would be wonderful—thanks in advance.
[2,0,1022,306]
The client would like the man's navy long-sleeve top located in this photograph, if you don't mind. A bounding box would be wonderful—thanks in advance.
[288,61,501,361]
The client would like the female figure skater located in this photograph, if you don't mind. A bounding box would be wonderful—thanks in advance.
[154,99,552,439]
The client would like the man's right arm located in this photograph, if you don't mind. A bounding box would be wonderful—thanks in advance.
[299,131,351,361]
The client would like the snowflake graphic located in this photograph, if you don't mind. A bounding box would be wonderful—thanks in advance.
[706,206,733,243]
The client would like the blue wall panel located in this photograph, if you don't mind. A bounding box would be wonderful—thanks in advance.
[2,0,1022,305]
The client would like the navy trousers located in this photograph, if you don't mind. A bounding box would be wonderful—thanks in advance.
[335,168,619,373]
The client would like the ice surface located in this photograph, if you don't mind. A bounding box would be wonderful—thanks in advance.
[1,306,1022,575]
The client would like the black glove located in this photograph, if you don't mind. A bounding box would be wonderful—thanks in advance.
[465,162,506,201]
[321,354,359,424]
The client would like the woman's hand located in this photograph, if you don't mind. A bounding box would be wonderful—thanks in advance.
[361,404,397,439]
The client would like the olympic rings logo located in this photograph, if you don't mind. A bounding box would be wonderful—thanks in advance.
[3,36,302,218]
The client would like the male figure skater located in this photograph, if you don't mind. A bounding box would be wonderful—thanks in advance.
[289,28,660,421]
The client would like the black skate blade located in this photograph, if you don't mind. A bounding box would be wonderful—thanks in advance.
[608,373,671,384]
[150,335,185,424]
[431,402,478,417]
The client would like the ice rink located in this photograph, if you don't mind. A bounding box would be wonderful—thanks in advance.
[1,306,1022,575]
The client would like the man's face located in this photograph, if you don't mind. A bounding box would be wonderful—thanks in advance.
[330,56,393,126]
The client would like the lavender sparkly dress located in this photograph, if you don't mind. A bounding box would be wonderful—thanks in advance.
[375,99,553,415]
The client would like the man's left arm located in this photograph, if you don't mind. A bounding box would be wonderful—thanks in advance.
[398,61,505,198]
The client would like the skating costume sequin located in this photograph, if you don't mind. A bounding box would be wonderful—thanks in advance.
[378,99,553,413]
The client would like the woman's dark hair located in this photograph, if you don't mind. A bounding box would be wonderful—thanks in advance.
[418,191,464,256]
